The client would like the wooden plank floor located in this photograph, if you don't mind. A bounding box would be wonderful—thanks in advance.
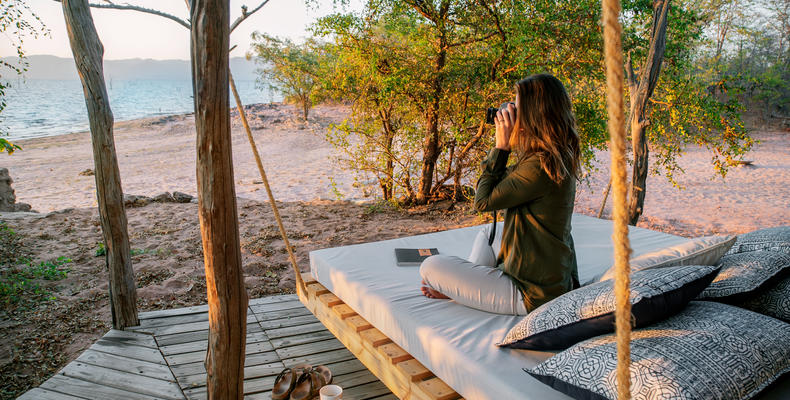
[19,294,396,400]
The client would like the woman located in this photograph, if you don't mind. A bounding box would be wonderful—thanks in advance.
[420,73,580,315]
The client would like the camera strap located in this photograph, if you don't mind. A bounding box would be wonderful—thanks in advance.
[488,211,497,246]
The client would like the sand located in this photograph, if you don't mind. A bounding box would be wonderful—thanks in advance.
[576,129,790,236]
[0,102,788,397]
[5,103,371,213]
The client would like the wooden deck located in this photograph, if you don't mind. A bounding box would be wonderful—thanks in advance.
[18,294,395,400]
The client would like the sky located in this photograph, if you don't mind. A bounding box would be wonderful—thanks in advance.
[1,0,360,61]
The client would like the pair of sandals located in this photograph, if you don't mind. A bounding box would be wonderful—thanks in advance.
[272,363,333,400]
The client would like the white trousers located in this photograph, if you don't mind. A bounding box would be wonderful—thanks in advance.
[419,255,528,315]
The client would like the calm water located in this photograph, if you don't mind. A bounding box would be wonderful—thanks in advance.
[1,79,280,141]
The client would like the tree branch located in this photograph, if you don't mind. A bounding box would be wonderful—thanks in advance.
[403,0,437,23]
[53,0,272,33]
[230,1,271,33]
[447,32,496,48]
[51,0,191,29]
[626,52,637,93]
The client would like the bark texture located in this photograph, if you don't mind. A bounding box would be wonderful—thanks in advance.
[191,0,248,398]
[416,43,447,205]
[627,0,671,225]
[61,0,138,329]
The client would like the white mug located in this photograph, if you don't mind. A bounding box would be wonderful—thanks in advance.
[319,384,343,400]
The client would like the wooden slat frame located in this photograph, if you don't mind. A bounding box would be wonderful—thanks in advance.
[298,273,462,400]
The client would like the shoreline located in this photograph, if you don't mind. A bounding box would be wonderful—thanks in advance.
[11,110,195,146]
[12,101,273,146]
[4,102,374,213]
[2,76,272,142]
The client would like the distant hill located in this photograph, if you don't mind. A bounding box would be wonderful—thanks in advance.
[1,55,260,81]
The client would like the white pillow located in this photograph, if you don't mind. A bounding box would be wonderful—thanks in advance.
[595,235,736,282]
[467,224,503,267]
[467,229,497,267]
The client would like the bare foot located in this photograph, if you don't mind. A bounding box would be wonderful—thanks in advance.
[421,280,450,299]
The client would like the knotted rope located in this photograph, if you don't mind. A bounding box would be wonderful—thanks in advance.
[601,0,634,398]
[229,72,307,295]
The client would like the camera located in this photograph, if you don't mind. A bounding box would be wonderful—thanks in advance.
[485,102,516,125]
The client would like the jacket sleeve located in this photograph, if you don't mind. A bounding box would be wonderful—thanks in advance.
[474,149,548,212]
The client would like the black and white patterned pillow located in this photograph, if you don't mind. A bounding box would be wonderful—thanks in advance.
[526,302,790,400]
[498,265,719,350]
[698,250,790,302]
[727,226,790,255]
[738,275,790,322]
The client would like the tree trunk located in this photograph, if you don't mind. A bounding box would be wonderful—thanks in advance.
[384,141,394,201]
[627,0,671,226]
[61,0,138,329]
[190,0,248,398]
[378,108,395,201]
[415,45,447,204]
[417,110,440,204]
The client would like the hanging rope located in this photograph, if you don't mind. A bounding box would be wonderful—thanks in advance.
[601,0,634,399]
[229,72,307,295]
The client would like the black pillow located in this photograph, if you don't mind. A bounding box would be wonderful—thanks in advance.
[697,250,790,302]
[738,274,790,322]
[498,265,719,350]
[525,302,790,400]
[727,226,790,255]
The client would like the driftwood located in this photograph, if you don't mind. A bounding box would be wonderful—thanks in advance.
[626,0,671,225]
[61,0,138,329]
[191,0,248,398]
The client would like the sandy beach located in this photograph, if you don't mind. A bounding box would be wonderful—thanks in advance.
[5,103,371,212]
[0,102,788,397]
[5,103,789,235]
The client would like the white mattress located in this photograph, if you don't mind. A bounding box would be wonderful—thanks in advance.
[309,214,690,400]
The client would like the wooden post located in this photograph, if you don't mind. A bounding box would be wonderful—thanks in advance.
[61,0,138,329]
[191,0,248,398]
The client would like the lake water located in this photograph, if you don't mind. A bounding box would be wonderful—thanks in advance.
[1,79,280,141]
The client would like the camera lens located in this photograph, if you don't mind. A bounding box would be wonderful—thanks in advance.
[485,107,498,125]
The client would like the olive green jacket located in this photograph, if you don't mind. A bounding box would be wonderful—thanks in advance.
[474,148,579,312]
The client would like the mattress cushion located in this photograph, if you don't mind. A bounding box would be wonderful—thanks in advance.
[526,301,790,400]
[309,214,692,400]
[498,265,719,350]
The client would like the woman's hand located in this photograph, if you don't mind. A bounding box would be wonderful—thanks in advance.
[494,103,516,151]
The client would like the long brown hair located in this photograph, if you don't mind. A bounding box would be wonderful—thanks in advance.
[511,74,580,184]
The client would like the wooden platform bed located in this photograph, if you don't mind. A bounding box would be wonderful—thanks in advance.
[294,216,702,400]
[298,272,462,400]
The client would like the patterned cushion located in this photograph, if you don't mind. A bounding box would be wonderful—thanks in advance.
[738,275,790,322]
[727,226,790,255]
[498,265,719,350]
[698,250,790,302]
[526,301,790,400]
[595,235,735,282]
